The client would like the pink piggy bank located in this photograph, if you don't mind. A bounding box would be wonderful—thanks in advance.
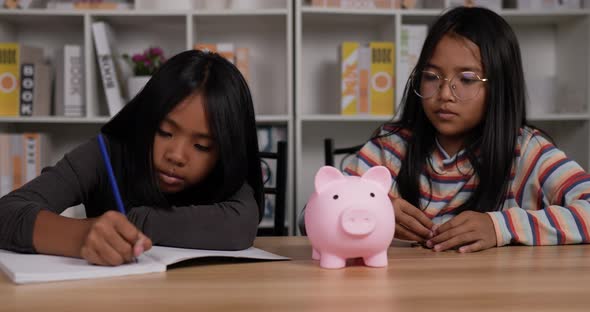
[305,165,395,269]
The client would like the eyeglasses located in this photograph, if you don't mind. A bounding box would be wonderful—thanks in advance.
[413,70,488,100]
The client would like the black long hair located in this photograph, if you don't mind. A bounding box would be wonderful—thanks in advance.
[389,7,527,213]
[101,50,263,218]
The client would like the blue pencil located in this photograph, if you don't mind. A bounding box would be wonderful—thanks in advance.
[98,134,142,262]
[97,133,126,215]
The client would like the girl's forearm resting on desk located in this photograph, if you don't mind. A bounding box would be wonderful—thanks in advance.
[486,136,590,246]
[127,183,260,250]
[32,210,93,258]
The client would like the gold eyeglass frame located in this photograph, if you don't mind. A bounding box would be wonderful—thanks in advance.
[412,70,488,100]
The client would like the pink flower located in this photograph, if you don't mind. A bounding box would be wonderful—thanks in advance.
[132,54,146,62]
[149,47,163,56]
[123,46,166,76]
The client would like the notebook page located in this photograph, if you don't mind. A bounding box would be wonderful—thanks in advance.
[145,246,290,266]
[0,249,165,284]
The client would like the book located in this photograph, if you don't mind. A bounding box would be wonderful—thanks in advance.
[9,134,22,190]
[22,133,50,183]
[0,132,50,195]
[18,44,47,117]
[369,41,395,116]
[0,245,289,284]
[46,0,133,10]
[398,0,419,9]
[0,43,44,116]
[19,62,51,117]
[340,42,359,115]
[340,41,395,115]
[73,1,133,10]
[92,21,125,117]
[54,44,85,117]
[0,43,19,116]
[397,24,427,105]
[0,134,11,197]
[313,0,395,8]
[358,45,371,114]
[235,47,250,82]
[19,63,35,116]
[1,0,36,9]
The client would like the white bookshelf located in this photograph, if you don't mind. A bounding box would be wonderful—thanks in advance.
[294,1,590,231]
[0,0,294,232]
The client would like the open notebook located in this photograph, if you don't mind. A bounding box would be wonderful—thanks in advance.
[0,246,289,284]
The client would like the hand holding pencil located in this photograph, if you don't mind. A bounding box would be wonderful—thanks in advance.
[80,133,153,266]
[80,211,152,266]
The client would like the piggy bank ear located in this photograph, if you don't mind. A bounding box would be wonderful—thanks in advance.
[315,166,345,193]
[361,166,392,193]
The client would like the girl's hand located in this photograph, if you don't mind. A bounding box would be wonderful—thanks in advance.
[393,198,435,242]
[427,211,497,252]
[80,211,153,266]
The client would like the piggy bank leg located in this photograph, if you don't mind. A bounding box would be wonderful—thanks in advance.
[363,250,388,267]
[319,253,346,269]
[312,248,320,260]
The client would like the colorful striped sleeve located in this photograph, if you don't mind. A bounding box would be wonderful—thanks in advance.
[487,132,590,246]
[343,137,386,177]
[343,126,408,198]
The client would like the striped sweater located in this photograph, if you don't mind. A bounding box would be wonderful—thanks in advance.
[344,125,590,247]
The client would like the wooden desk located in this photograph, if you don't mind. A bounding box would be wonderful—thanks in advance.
[1,237,590,312]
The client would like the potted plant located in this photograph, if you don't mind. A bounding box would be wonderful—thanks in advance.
[122,47,166,99]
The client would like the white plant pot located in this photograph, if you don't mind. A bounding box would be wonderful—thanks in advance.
[127,76,151,100]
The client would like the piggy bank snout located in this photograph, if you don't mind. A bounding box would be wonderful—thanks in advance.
[340,208,376,236]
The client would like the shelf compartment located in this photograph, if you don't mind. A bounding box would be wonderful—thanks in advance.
[300,12,396,115]
[193,14,290,115]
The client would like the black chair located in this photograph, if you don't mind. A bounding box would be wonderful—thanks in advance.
[324,138,364,169]
[257,141,288,236]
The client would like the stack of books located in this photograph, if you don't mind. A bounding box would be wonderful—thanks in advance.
[0,133,49,197]
[340,41,395,116]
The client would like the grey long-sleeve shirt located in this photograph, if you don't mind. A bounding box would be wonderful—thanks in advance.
[0,136,259,253]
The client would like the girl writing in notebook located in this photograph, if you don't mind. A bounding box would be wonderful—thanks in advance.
[0,50,263,266]
[345,7,590,252]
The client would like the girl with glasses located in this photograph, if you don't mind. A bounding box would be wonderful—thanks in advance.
[345,6,590,252]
